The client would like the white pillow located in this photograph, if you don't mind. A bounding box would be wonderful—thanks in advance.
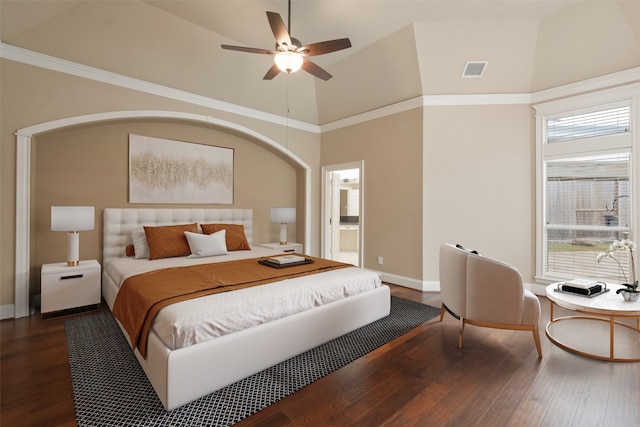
[185,230,228,258]
[131,229,150,259]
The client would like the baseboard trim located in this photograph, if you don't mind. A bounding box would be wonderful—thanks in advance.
[379,272,440,292]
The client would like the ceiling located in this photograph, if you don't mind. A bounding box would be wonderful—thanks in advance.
[142,0,579,63]
[2,1,638,125]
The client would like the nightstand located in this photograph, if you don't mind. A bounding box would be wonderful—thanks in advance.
[259,242,303,254]
[41,259,101,318]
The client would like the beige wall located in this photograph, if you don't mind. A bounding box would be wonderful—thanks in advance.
[321,108,424,279]
[422,104,534,282]
[33,120,297,273]
[0,59,321,310]
[322,104,535,286]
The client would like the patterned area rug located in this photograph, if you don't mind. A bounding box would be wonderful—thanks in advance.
[65,296,440,427]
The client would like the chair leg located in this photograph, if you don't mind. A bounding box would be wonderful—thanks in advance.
[532,328,542,358]
[439,305,446,321]
[459,319,466,349]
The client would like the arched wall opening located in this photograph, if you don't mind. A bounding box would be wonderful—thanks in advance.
[14,110,311,318]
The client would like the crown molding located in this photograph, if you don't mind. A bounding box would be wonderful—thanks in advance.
[0,43,319,133]
[320,93,531,132]
[422,93,532,106]
[530,67,640,105]
[3,43,639,133]
[320,97,425,132]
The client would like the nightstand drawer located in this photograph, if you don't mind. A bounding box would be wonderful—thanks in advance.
[41,260,101,314]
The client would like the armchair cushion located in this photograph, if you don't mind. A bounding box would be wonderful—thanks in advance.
[521,290,541,326]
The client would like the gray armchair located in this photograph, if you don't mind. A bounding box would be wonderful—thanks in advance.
[439,243,542,358]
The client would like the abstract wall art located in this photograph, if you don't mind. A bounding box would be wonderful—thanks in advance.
[129,134,234,204]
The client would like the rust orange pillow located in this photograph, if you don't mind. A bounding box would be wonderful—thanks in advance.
[200,223,250,251]
[125,244,135,257]
[144,223,198,260]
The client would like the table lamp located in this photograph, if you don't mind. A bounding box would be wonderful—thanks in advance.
[51,206,95,266]
[270,207,296,245]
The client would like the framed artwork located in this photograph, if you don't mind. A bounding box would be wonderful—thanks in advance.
[129,134,233,204]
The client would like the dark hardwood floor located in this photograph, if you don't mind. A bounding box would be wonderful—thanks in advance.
[1,285,638,426]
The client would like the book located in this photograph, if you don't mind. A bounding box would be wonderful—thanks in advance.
[564,278,598,289]
[560,284,602,296]
[265,254,306,265]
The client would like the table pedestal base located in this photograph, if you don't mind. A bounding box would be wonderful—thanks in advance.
[546,303,639,362]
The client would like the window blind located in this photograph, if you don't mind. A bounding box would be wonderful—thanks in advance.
[544,153,631,280]
[547,105,630,143]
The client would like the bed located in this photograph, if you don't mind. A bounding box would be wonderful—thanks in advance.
[102,208,391,410]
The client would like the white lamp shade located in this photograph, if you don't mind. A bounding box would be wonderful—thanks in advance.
[51,206,95,232]
[274,51,303,73]
[271,207,296,224]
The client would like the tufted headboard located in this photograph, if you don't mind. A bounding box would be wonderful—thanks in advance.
[103,208,253,266]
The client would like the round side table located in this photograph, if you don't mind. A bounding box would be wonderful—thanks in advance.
[545,283,640,362]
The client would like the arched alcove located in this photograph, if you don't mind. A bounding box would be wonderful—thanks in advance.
[14,110,311,318]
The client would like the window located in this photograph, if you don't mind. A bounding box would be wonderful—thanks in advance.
[547,105,630,143]
[545,153,631,280]
[535,87,637,283]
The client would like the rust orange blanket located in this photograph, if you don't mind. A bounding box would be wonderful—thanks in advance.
[112,256,351,357]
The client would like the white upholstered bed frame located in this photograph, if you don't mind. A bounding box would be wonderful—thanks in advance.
[102,208,391,410]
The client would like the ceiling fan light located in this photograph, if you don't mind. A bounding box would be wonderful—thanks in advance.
[274,51,303,73]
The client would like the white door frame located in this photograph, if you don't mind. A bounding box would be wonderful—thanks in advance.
[321,161,364,267]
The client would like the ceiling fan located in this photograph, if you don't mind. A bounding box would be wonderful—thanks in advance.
[221,0,351,81]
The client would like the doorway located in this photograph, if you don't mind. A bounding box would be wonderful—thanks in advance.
[321,161,363,267]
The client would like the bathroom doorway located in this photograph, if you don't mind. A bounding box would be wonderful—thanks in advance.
[321,161,363,267]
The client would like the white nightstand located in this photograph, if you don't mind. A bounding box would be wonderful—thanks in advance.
[259,242,303,254]
[41,259,101,318]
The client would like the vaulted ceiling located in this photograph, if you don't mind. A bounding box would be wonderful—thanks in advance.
[2,1,639,125]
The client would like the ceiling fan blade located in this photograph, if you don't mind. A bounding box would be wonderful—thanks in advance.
[263,63,281,80]
[266,11,292,49]
[298,38,352,57]
[301,59,332,81]
[221,45,277,55]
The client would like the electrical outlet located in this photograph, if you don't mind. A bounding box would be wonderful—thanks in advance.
[377,256,383,265]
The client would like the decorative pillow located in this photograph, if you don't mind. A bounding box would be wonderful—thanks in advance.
[131,229,150,259]
[200,223,251,251]
[456,243,480,255]
[143,223,197,260]
[125,244,135,257]
[185,230,228,258]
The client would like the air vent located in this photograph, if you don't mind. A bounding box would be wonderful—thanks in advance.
[461,61,488,78]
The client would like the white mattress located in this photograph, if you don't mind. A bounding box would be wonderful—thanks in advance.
[105,247,382,351]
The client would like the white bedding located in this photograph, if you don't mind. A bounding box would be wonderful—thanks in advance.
[105,246,277,286]
[105,247,382,351]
